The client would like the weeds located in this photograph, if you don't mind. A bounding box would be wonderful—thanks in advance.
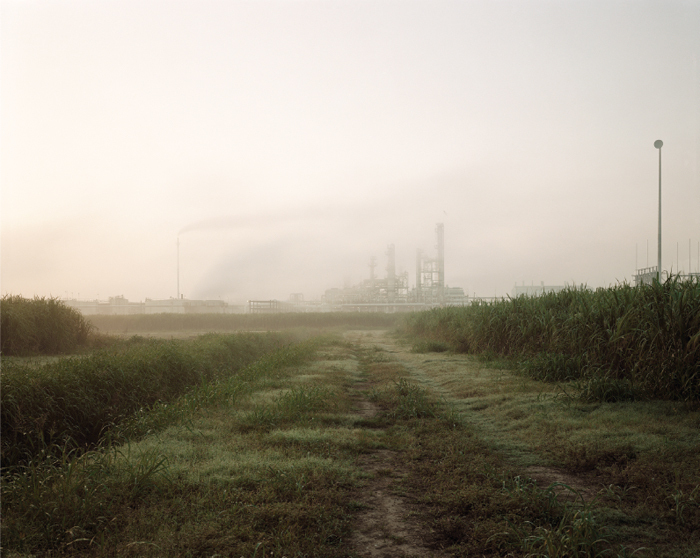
[1,332,297,469]
[241,385,338,432]
[363,372,462,427]
[1,444,173,552]
[398,421,641,557]
[1,337,333,556]
[497,478,611,557]
[1,295,94,356]
[363,331,700,556]
[668,485,700,526]
[400,276,700,402]
[5,323,698,556]
[577,375,639,403]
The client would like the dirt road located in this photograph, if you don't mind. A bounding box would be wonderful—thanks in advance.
[343,329,594,556]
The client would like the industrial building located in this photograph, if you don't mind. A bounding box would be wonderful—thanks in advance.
[64,296,244,316]
[633,266,658,286]
[249,223,468,313]
[317,223,467,311]
[67,223,468,316]
[633,267,700,286]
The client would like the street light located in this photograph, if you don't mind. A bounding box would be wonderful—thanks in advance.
[654,139,663,282]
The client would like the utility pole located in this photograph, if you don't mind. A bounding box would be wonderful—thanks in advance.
[654,140,663,282]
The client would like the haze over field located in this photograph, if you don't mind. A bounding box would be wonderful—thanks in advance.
[2,0,699,303]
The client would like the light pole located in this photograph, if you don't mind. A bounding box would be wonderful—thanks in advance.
[654,139,663,282]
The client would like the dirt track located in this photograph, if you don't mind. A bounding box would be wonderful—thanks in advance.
[344,330,594,556]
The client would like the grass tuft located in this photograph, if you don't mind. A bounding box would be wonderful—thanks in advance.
[242,386,338,432]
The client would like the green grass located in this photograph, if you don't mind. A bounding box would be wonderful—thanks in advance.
[1,338,363,556]
[1,295,95,356]
[4,326,700,556]
[88,311,400,335]
[399,276,700,402]
[1,332,299,470]
[374,340,700,556]
[353,345,646,557]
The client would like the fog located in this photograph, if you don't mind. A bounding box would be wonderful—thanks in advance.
[2,0,699,303]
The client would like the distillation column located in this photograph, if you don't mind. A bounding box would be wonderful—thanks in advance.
[415,249,423,302]
[386,244,396,302]
[369,256,377,288]
[436,223,445,301]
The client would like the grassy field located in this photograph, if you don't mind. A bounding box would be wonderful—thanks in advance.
[391,336,700,555]
[1,332,299,470]
[2,339,330,556]
[3,330,699,556]
[400,277,700,402]
[87,311,401,335]
[3,292,699,556]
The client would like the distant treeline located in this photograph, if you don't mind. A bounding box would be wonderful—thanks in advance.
[401,277,700,402]
[88,311,400,333]
[1,295,94,356]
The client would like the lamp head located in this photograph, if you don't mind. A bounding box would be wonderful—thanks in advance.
[654,140,663,149]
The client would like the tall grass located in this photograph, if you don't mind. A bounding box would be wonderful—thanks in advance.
[1,332,296,469]
[1,295,94,356]
[1,341,321,555]
[88,311,400,334]
[401,276,700,401]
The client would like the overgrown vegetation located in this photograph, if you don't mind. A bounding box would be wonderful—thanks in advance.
[375,333,700,556]
[4,303,699,556]
[1,332,297,470]
[1,295,94,356]
[401,276,700,401]
[2,341,337,556]
[88,310,400,334]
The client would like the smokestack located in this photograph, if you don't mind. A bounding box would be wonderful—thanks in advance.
[369,256,377,288]
[436,223,444,300]
[416,249,423,302]
[386,244,396,302]
[177,236,180,299]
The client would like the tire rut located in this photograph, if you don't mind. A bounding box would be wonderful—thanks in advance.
[348,388,442,557]
[344,333,446,558]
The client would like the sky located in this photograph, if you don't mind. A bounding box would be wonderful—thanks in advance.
[2,0,699,304]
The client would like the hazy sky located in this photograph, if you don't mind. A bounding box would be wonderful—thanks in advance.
[2,0,699,303]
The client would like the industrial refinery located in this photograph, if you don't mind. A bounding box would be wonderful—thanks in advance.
[65,223,468,315]
[309,223,467,313]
